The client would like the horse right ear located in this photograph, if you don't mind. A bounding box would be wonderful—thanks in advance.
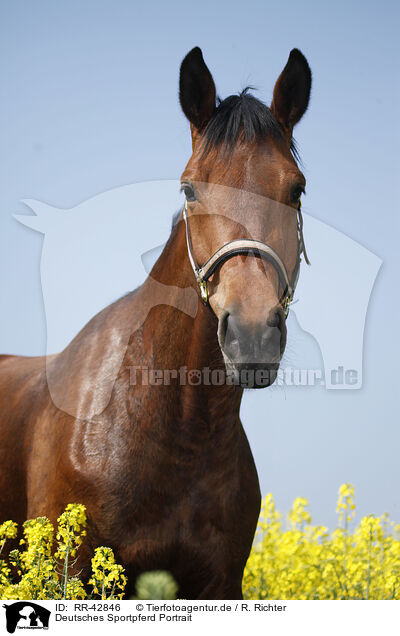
[179,47,216,131]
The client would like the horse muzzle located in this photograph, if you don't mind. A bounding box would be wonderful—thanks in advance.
[218,307,286,388]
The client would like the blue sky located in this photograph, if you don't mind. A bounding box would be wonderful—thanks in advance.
[0,0,399,527]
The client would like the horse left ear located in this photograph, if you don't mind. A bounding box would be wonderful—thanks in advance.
[179,47,216,131]
[271,49,312,139]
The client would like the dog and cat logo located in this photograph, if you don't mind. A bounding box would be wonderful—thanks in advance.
[2,602,50,633]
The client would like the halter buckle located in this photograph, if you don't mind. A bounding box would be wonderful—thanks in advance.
[198,278,209,304]
[282,292,293,318]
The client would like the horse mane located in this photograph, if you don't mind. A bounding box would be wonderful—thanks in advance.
[201,87,300,161]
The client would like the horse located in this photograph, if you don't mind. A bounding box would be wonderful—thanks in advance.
[0,46,311,599]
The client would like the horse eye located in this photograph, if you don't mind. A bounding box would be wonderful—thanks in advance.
[181,183,197,202]
[291,185,305,204]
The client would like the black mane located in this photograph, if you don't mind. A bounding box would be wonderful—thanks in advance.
[201,87,299,160]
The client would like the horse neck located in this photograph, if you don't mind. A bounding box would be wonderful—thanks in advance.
[128,214,243,428]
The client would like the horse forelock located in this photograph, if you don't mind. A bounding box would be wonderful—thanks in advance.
[200,88,300,162]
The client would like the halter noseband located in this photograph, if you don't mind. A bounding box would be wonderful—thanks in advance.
[182,199,310,318]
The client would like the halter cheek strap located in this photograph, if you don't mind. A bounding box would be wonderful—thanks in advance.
[182,200,310,317]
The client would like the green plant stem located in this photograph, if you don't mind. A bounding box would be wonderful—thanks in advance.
[62,522,71,599]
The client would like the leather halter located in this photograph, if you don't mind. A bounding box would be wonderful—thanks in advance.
[182,199,310,317]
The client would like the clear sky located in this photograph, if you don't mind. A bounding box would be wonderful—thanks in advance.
[0,0,399,528]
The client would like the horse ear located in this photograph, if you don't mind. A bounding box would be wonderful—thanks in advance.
[271,49,312,138]
[179,47,216,131]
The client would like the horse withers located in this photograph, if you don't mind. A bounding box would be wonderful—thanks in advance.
[0,47,311,598]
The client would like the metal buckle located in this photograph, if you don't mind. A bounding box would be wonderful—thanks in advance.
[283,292,293,318]
[198,279,209,304]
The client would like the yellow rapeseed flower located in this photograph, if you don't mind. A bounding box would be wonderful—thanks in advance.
[89,547,127,600]
[243,484,400,599]
[55,503,87,560]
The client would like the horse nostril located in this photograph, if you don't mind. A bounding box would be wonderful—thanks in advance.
[222,313,243,360]
[260,324,281,357]
[218,311,230,348]
[267,308,284,331]
[265,307,286,356]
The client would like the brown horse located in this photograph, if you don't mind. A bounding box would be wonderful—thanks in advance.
[0,47,311,599]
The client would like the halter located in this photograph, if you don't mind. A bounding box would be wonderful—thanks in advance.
[182,198,310,317]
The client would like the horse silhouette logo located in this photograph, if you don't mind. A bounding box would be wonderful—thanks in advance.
[11,180,382,419]
[3,602,50,633]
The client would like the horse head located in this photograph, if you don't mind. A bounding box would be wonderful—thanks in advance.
[179,47,311,387]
